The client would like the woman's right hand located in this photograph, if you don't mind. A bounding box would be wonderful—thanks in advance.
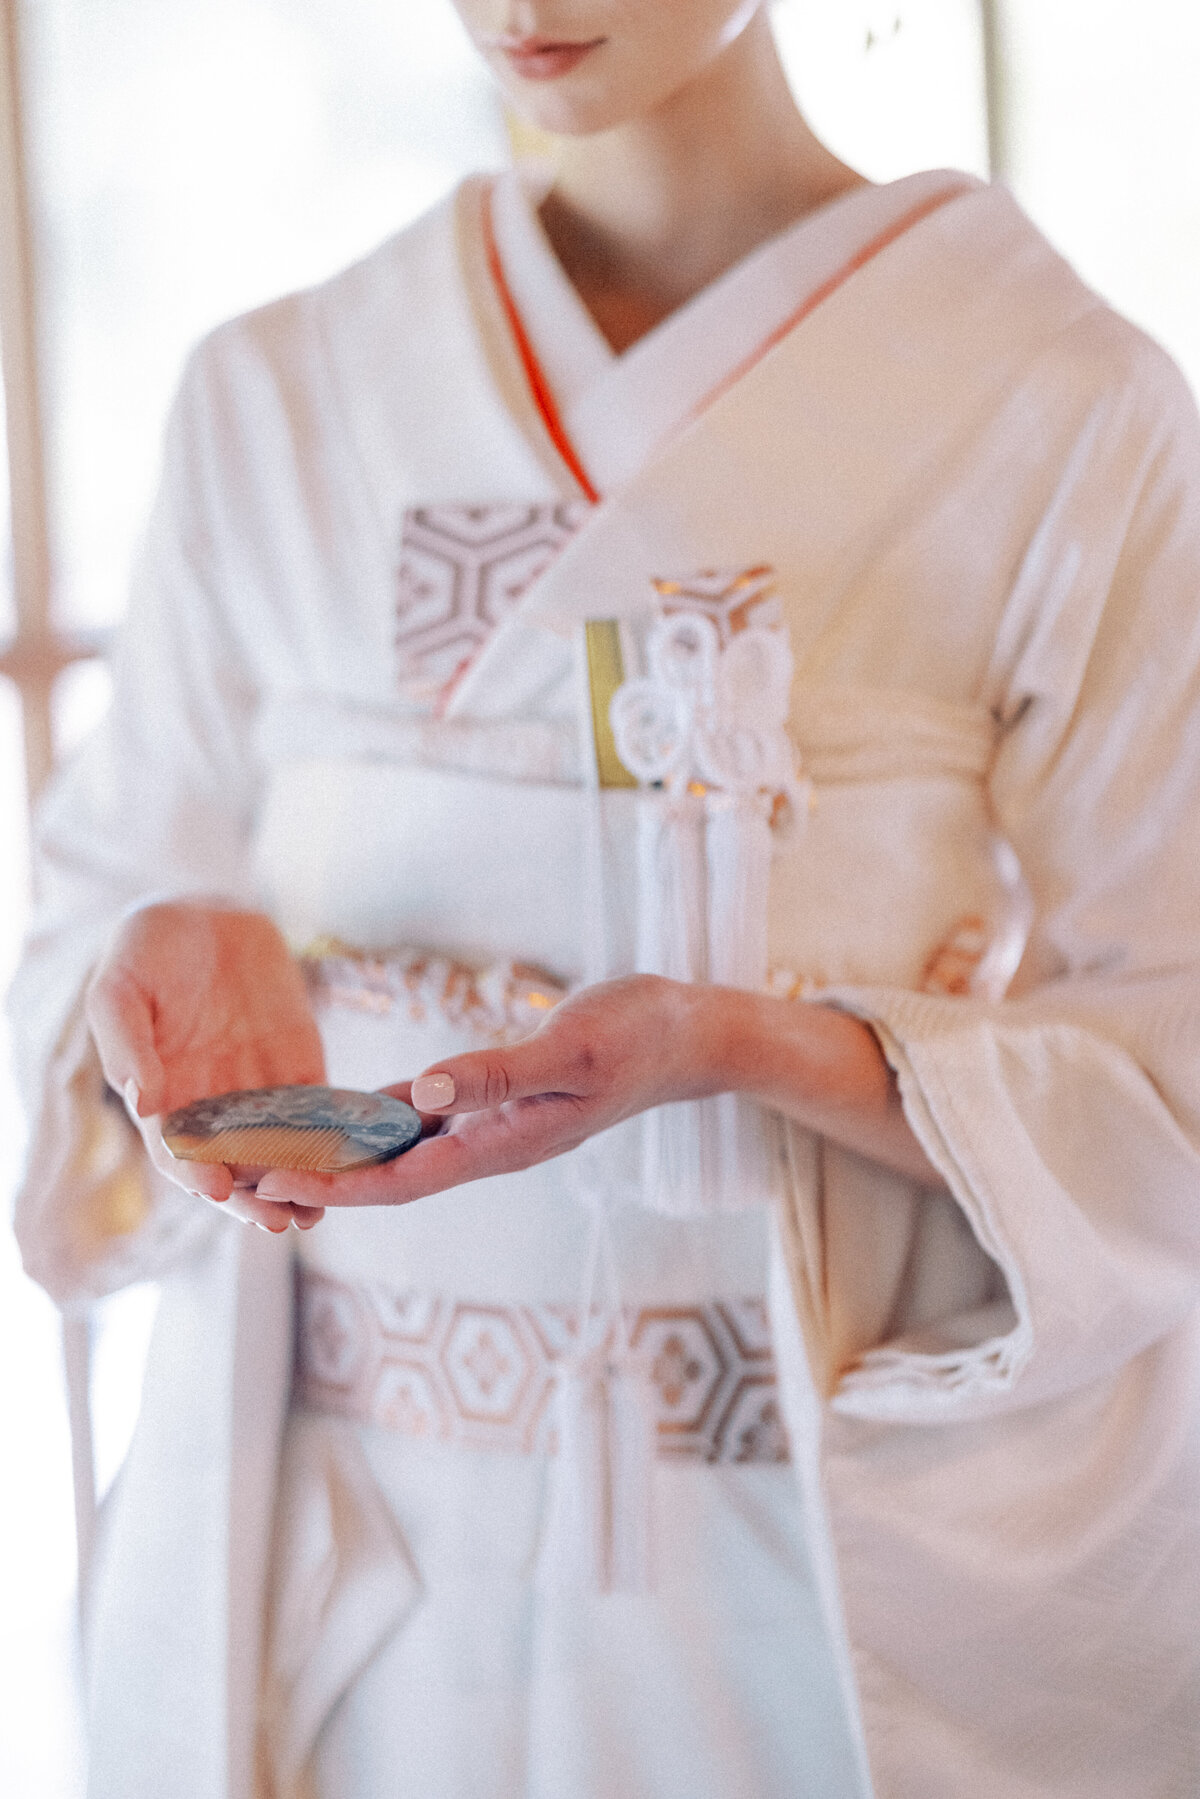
[85,900,327,1232]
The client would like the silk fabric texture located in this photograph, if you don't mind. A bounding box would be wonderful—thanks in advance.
[10,165,1200,1798]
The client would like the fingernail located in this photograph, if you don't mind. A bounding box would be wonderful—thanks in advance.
[412,1071,455,1110]
[191,1189,223,1203]
[256,1180,283,1200]
[293,1216,319,1231]
[123,1078,142,1119]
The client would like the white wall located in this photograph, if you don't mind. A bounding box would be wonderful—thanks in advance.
[1000,0,1200,397]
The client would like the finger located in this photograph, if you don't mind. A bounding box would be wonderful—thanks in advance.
[119,1102,309,1230]
[219,1190,324,1232]
[85,966,168,1116]
[378,1081,447,1133]
[136,1120,236,1203]
[152,1138,322,1230]
[407,1032,583,1117]
[256,1130,477,1207]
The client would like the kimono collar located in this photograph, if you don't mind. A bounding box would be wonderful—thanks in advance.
[484,164,982,498]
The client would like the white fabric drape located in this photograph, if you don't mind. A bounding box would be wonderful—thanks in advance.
[8,164,1200,1799]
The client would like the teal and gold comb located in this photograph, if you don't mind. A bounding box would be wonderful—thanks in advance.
[163,1085,422,1174]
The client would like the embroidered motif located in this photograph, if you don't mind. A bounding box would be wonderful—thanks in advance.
[651,566,781,647]
[295,1267,789,1465]
[395,502,589,709]
[306,933,1006,1035]
[920,913,991,997]
[610,573,800,801]
[301,940,567,1045]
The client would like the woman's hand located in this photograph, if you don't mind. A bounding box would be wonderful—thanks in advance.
[261,975,712,1208]
[256,974,938,1212]
[86,900,327,1231]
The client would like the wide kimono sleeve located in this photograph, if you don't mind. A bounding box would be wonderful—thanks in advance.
[7,338,265,1307]
[822,342,1200,1421]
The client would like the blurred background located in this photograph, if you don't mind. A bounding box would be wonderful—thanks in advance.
[1,1,1197,1791]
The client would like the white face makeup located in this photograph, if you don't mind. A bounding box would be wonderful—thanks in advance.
[450,0,764,136]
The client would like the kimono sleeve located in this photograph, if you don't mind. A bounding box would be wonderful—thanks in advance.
[7,338,264,1307]
[825,352,1200,1421]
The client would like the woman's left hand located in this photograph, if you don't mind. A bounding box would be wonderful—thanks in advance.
[257,976,717,1209]
[255,972,939,1212]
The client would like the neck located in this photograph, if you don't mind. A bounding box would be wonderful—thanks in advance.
[539,10,865,350]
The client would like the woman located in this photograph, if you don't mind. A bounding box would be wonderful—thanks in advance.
[11,4,1200,1796]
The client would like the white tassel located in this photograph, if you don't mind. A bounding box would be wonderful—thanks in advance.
[605,1357,656,1593]
[635,790,707,982]
[705,791,772,990]
[644,1096,712,1218]
[540,1153,657,1593]
[549,625,658,1595]
[640,793,779,1216]
[613,604,794,1219]
[541,1349,610,1590]
[704,791,777,1211]
[541,1340,656,1594]
[635,791,715,1215]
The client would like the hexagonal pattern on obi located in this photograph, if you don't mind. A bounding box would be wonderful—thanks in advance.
[294,1267,788,1464]
[395,501,589,707]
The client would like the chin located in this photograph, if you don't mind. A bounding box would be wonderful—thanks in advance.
[489,67,636,139]
[508,98,629,139]
[501,71,697,142]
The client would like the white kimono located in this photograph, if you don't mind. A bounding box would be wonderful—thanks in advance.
[10,163,1200,1799]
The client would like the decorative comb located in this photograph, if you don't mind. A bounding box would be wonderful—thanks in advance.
[163,1085,422,1174]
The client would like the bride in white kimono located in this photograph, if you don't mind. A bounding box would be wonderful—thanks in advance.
[10,4,1200,1797]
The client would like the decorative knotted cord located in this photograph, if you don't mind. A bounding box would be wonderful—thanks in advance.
[539,1143,657,1593]
[541,572,805,1591]
[608,577,806,1219]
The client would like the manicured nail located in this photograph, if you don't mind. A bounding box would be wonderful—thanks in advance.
[412,1071,455,1110]
[293,1216,319,1231]
[123,1078,142,1119]
[256,1179,283,1200]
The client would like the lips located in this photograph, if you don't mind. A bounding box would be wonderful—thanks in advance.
[490,35,606,80]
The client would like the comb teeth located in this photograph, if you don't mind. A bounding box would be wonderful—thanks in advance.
[165,1124,354,1171]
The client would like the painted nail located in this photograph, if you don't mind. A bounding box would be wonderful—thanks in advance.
[411,1071,455,1110]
